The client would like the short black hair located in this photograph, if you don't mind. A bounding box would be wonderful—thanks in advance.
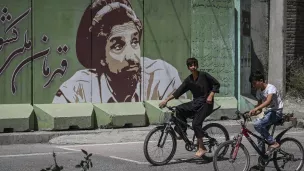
[249,70,265,83]
[186,57,198,67]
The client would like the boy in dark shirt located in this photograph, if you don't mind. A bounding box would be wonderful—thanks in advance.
[159,57,220,158]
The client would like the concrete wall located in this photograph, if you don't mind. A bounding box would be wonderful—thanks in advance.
[191,0,236,98]
[0,0,192,104]
[1,0,236,104]
[240,0,251,96]
[237,0,270,99]
[0,0,240,132]
[268,0,286,96]
[250,0,269,78]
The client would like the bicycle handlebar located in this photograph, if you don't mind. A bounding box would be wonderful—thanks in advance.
[160,105,176,112]
[235,110,251,123]
[167,106,176,111]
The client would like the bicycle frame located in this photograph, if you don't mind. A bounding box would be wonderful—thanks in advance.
[160,105,221,150]
[232,111,294,162]
[164,112,212,146]
[169,115,194,144]
[237,124,273,160]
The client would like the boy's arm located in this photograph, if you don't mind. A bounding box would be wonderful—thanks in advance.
[205,72,220,103]
[251,95,272,115]
[171,80,189,100]
[159,79,189,108]
[205,72,220,94]
[254,100,263,114]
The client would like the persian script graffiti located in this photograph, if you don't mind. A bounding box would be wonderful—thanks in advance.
[192,0,233,9]
[0,7,68,94]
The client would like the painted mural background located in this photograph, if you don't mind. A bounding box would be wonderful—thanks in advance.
[0,0,235,104]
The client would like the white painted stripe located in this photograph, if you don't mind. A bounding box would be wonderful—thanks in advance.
[55,136,229,149]
[55,132,303,151]
[286,131,304,135]
[56,146,82,152]
[109,156,149,165]
[0,152,77,158]
[57,141,145,148]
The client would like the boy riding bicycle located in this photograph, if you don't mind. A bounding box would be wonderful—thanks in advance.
[249,71,284,154]
[159,57,220,158]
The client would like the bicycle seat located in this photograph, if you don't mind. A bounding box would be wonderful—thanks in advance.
[274,113,293,126]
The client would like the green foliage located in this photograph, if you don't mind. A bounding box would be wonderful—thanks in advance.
[40,149,93,171]
[40,152,64,171]
[75,149,93,171]
[287,67,304,98]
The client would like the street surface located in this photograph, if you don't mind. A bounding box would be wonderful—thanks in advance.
[0,130,303,171]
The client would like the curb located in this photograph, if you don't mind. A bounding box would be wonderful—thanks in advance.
[0,120,301,145]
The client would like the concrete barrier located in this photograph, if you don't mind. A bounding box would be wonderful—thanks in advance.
[0,104,34,133]
[206,97,239,120]
[93,102,146,129]
[144,97,239,124]
[33,103,94,131]
[144,99,191,125]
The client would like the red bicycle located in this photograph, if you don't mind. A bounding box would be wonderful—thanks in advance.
[212,110,304,171]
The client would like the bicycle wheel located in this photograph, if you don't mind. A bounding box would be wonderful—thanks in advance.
[273,137,304,171]
[213,140,250,171]
[200,123,230,161]
[143,125,177,166]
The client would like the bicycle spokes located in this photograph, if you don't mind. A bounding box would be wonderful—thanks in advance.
[144,126,177,166]
[213,140,250,171]
[273,137,304,171]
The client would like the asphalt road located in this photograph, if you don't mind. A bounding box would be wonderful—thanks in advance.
[0,131,304,171]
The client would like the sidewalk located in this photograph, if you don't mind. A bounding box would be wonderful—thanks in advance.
[1,119,302,145]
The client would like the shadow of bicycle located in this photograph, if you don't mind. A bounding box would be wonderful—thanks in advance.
[158,157,213,166]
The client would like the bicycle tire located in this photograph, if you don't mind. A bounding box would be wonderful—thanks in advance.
[213,140,250,171]
[201,123,230,161]
[143,126,177,166]
[273,137,304,171]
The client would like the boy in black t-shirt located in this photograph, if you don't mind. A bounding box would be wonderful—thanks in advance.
[159,57,220,158]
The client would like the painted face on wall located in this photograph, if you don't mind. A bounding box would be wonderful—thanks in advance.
[104,21,141,75]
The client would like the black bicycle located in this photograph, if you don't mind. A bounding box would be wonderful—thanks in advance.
[143,105,230,166]
[212,110,304,171]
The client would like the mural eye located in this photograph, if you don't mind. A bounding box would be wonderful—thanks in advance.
[114,44,122,50]
[111,42,125,52]
[131,38,139,47]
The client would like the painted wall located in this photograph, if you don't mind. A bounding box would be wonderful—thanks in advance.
[0,0,236,104]
[191,0,236,97]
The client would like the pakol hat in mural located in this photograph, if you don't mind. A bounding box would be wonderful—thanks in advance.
[76,0,143,69]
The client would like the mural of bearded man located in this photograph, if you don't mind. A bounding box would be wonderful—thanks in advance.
[53,0,187,103]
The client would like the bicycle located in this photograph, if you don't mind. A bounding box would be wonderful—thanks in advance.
[143,105,230,166]
[212,110,304,171]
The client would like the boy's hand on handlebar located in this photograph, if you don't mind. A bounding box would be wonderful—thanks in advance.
[159,100,167,108]
[249,109,257,116]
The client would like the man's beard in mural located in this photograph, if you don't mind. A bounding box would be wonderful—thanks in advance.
[104,60,141,102]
